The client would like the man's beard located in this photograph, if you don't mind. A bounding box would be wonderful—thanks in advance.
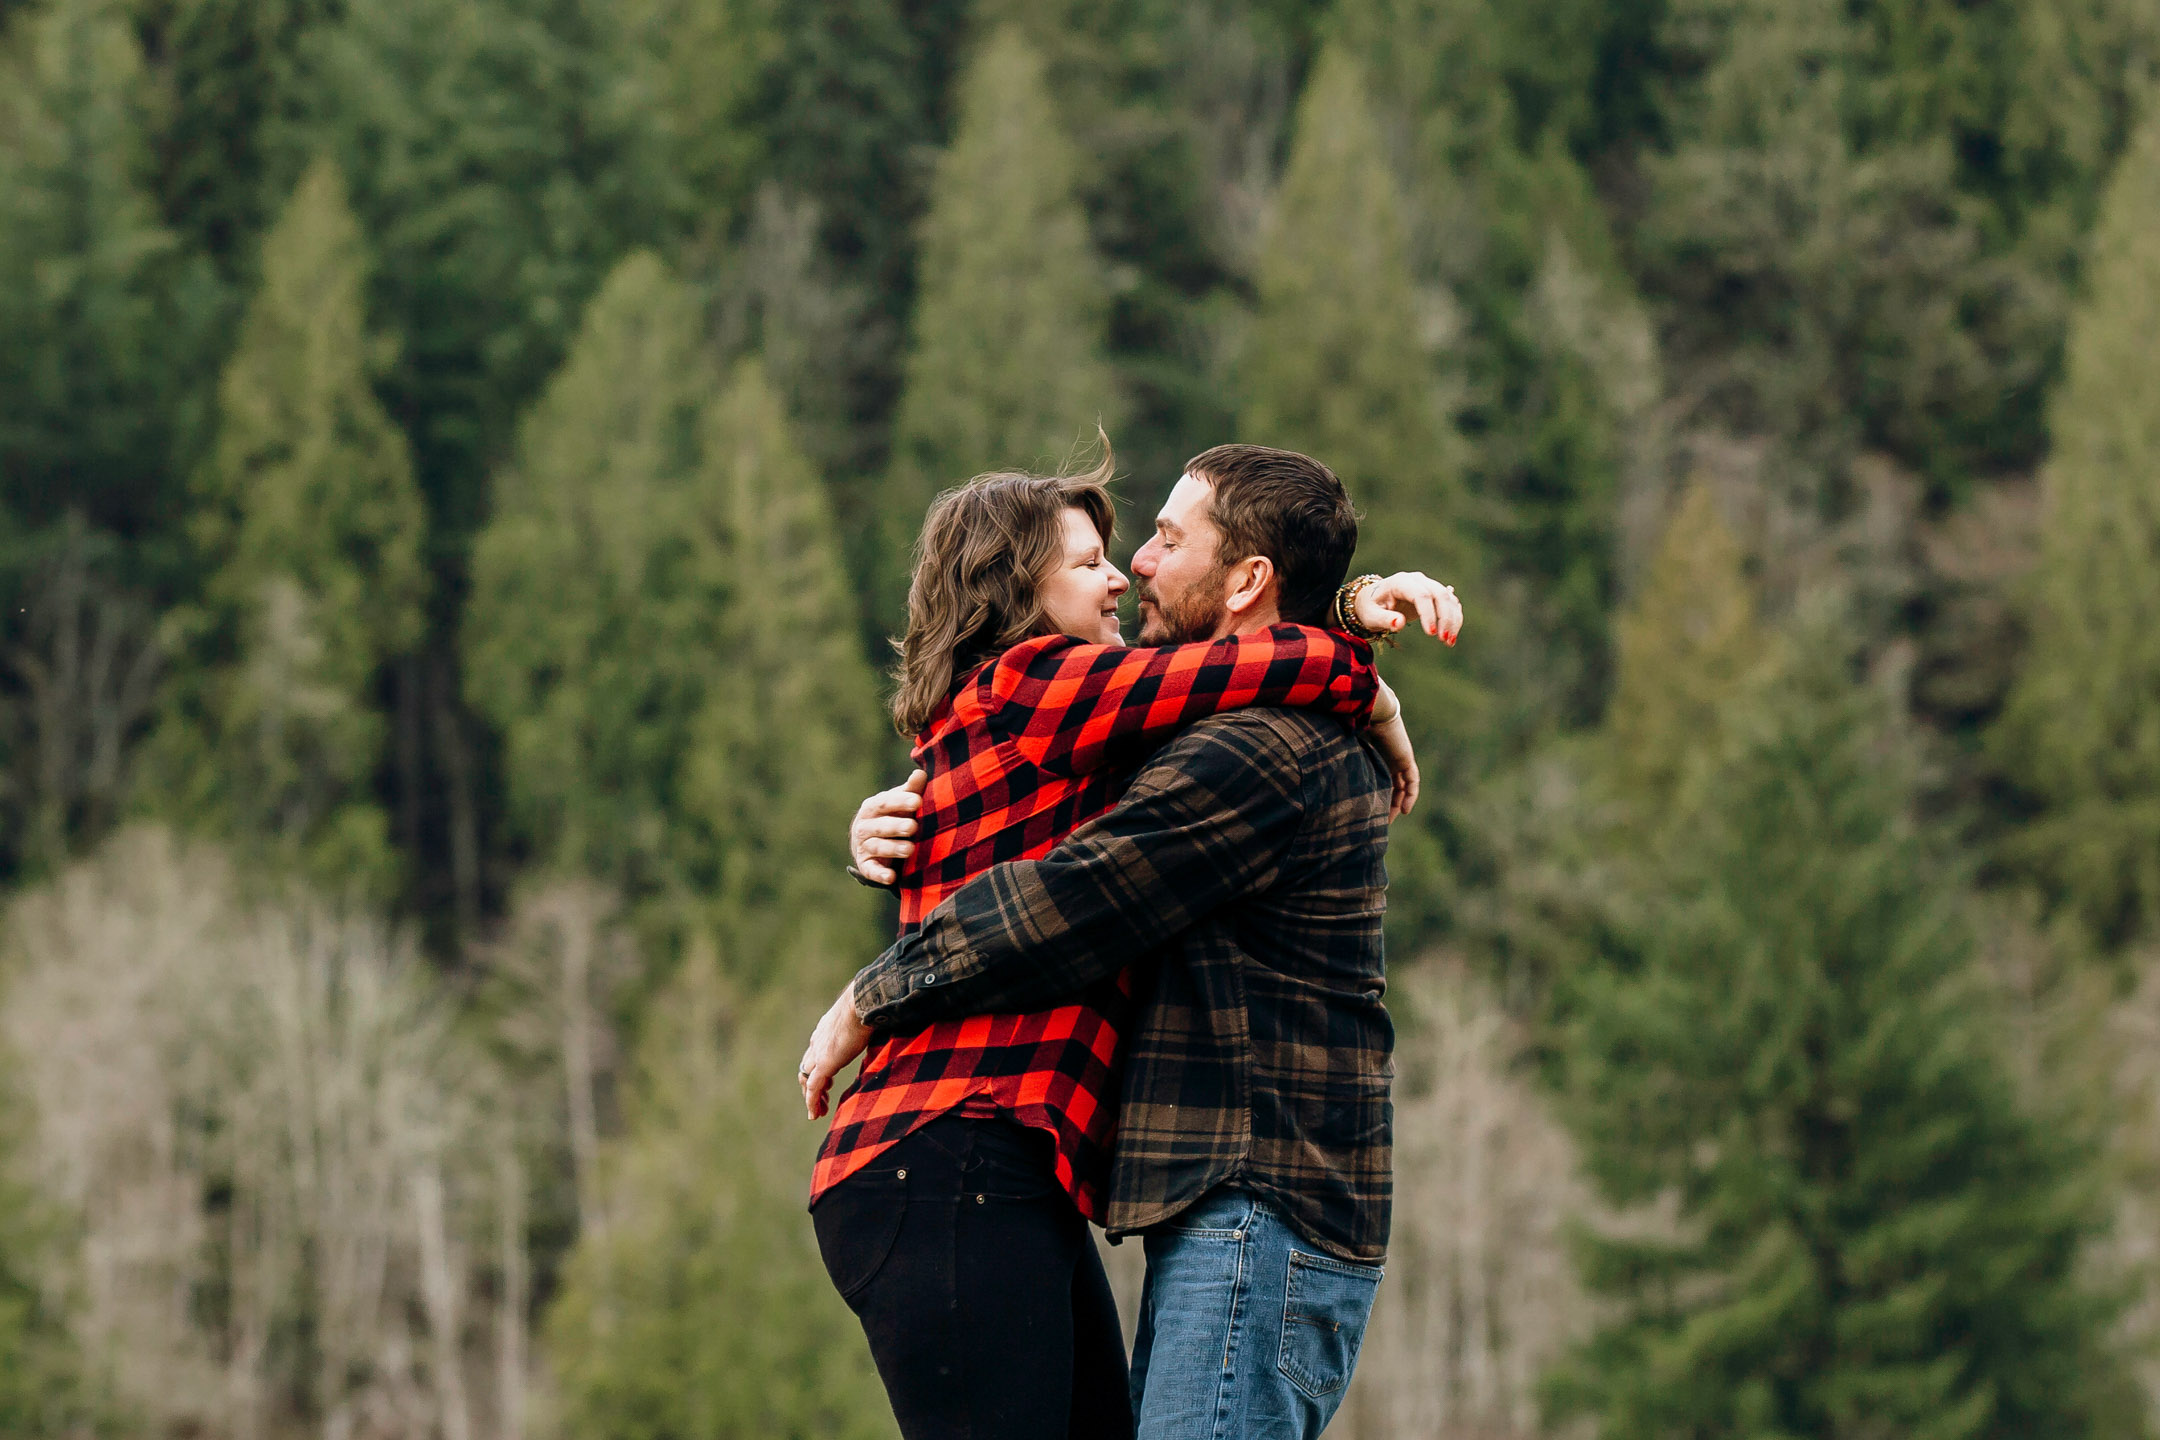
[1134,564,1229,645]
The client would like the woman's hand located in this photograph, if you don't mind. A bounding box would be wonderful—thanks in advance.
[849,769,927,886]
[800,983,873,1119]
[1365,678,1419,818]
[1354,572,1463,645]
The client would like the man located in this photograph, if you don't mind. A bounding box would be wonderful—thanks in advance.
[800,445,1461,1438]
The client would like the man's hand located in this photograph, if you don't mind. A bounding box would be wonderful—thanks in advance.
[1355,572,1463,645]
[800,982,873,1119]
[850,769,927,886]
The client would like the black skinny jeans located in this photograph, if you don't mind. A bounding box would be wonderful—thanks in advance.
[813,1115,1134,1440]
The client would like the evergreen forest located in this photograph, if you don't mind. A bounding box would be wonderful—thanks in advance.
[4,0,2160,1435]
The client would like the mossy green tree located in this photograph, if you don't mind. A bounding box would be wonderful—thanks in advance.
[1995,109,2160,948]
[1551,626,2140,1439]
[0,0,203,534]
[1640,0,2047,495]
[879,24,1120,633]
[138,0,339,272]
[150,159,427,897]
[1240,42,1481,943]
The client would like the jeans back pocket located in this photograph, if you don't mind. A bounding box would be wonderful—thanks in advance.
[1277,1249,1383,1399]
[812,1167,908,1306]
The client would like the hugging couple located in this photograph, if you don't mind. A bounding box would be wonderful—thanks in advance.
[797,440,1464,1440]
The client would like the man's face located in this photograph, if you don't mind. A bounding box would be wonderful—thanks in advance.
[1131,474,1232,645]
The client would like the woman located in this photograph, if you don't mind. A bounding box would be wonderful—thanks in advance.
[805,448,1457,1440]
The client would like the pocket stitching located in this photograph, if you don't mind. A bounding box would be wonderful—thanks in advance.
[818,1174,910,1304]
[1277,1250,1381,1399]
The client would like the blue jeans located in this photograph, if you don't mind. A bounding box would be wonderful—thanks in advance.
[1128,1188,1383,1440]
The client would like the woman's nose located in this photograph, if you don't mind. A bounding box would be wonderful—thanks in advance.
[1106,564,1129,596]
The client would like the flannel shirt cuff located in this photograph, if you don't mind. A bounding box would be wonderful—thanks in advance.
[851,929,981,1028]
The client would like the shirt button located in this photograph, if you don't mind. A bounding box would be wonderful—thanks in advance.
[975,1195,986,1204]
[895,1169,907,1180]
[920,972,939,985]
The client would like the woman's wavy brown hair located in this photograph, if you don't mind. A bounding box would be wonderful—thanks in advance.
[890,440,1117,735]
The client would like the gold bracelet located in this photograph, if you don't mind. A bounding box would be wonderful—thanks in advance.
[1332,574,1389,641]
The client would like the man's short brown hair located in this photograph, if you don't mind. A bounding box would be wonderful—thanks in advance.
[1182,444,1360,625]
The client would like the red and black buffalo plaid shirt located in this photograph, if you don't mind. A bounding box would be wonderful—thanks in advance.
[811,624,1378,1218]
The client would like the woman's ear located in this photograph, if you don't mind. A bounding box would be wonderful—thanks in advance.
[1222,555,1275,615]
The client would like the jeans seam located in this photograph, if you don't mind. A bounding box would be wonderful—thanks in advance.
[1210,1196,1258,1440]
[1212,1222,1245,1440]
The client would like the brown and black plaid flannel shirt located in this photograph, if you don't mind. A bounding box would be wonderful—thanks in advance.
[853,706,1394,1263]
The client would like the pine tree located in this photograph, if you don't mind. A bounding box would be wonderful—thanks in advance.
[468,259,882,976]
[140,0,338,271]
[465,251,719,910]
[150,158,428,896]
[1995,109,2160,947]
[1641,0,2028,494]
[879,24,1120,633]
[279,0,671,555]
[1332,0,1664,725]
[535,365,888,1438]
[1551,631,2139,1440]
[681,360,885,989]
[0,0,198,533]
[1601,485,1768,811]
[1240,44,1461,579]
[1238,41,1481,942]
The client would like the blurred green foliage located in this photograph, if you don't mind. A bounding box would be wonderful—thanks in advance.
[1551,615,2141,1439]
[0,0,2157,1430]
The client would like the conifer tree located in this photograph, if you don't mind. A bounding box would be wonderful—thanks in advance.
[681,360,885,989]
[1641,0,2017,491]
[280,0,671,552]
[1332,0,1662,724]
[465,251,719,908]
[1240,44,1461,580]
[879,25,1120,632]
[1995,109,2160,947]
[0,0,196,532]
[143,0,338,270]
[468,259,882,975]
[1552,631,2138,1440]
[1602,486,1767,810]
[1240,42,1480,940]
[151,159,427,896]
[535,366,887,1437]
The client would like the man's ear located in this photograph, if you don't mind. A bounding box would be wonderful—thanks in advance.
[1222,555,1276,615]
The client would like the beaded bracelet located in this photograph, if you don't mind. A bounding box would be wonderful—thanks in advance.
[1331,573,1395,644]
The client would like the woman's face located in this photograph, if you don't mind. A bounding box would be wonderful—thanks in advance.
[1038,506,1129,645]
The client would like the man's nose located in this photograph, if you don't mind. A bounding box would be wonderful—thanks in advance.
[1132,537,1159,576]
